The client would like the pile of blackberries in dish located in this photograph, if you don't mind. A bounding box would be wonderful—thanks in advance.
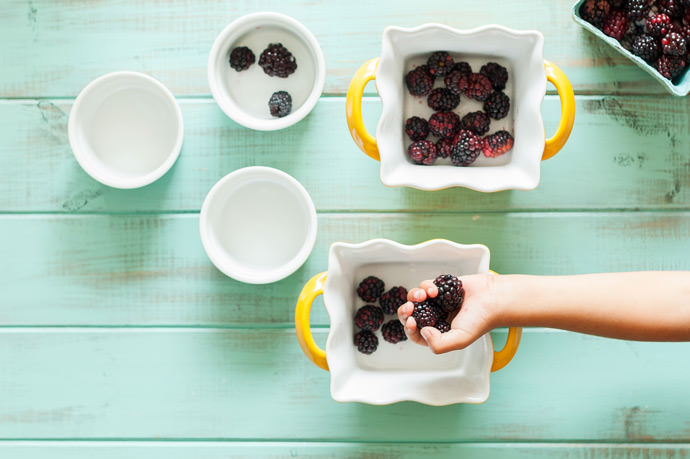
[579,0,690,82]
[353,274,465,355]
[404,52,514,167]
[228,43,296,117]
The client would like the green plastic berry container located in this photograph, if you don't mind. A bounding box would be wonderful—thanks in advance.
[572,0,690,96]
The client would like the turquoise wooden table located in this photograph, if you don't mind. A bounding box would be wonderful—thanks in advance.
[1,0,690,457]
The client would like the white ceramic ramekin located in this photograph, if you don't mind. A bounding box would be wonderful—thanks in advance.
[295,239,522,405]
[68,71,184,189]
[200,167,317,284]
[208,12,326,130]
[346,24,576,192]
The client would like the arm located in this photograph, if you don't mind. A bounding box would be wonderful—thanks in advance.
[398,272,690,354]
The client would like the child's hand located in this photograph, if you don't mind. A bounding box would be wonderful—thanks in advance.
[397,274,499,354]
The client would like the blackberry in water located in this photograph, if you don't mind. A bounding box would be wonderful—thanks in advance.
[435,321,451,333]
[382,320,407,344]
[357,276,384,302]
[229,46,255,71]
[428,111,460,138]
[268,91,292,118]
[436,136,453,158]
[460,111,491,136]
[483,91,511,120]
[379,286,408,315]
[405,116,430,141]
[433,274,465,313]
[580,0,611,26]
[405,66,434,96]
[456,73,493,101]
[427,51,454,77]
[632,34,661,62]
[662,31,687,55]
[480,62,509,90]
[259,43,297,78]
[482,130,515,158]
[603,9,630,39]
[354,330,378,354]
[411,300,439,328]
[407,140,438,165]
[444,62,473,94]
[427,88,460,111]
[354,305,384,331]
[656,54,686,79]
[646,13,671,37]
[450,129,482,167]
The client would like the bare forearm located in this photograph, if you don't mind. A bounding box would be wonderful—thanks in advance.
[493,272,690,341]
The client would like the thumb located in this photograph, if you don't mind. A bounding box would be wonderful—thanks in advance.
[420,327,474,354]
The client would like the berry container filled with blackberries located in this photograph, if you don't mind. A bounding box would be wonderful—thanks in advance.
[346,24,575,191]
[573,0,690,95]
[208,12,326,130]
[295,239,523,405]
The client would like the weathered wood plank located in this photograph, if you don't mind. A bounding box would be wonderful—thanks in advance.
[0,0,673,97]
[0,328,689,441]
[0,213,688,326]
[0,96,688,213]
[2,442,690,458]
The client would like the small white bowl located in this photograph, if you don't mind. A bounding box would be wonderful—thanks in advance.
[200,167,317,284]
[208,12,326,130]
[295,239,522,405]
[68,71,184,189]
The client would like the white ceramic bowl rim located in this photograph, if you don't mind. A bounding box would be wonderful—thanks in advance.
[199,166,318,284]
[67,71,184,189]
[207,12,326,131]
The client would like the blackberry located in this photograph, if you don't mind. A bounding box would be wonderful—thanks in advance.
[662,31,687,55]
[354,330,378,354]
[411,300,439,328]
[379,286,408,315]
[354,305,384,331]
[405,66,434,96]
[407,140,438,165]
[427,88,460,111]
[483,91,511,120]
[444,62,473,95]
[456,73,493,101]
[381,320,407,344]
[632,34,661,61]
[435,321,451,333]
[658,0,683,18]
[268,91,292,118]
[482,130,515,158]
[656,54,686,79]
[460,111,491,136]
[436,136,453,158]
[428,111,460,138]
[228,46,255,71]
[625,0,649,20]
[684,8,690,25]
[480,62,509,90]
[405,116,430,141]
[428,298,449,322]
[678,24,690,40]
[357,276,384,302]
[646,13,671,37]
[603,9,630,39]
[433,274,465,313]
[259,43,297,78]
[427,51,454,77]
[450,129,482,167]
[580,0,611,26]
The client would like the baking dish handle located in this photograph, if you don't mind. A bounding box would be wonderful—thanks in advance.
[295,271,329,371]
[542,60,575,161]
[346,58,380,161]
[491,326,522,372]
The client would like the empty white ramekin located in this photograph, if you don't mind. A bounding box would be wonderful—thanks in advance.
[208,12,326,130]
[200,167,317,284]
[68,71,184,189]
